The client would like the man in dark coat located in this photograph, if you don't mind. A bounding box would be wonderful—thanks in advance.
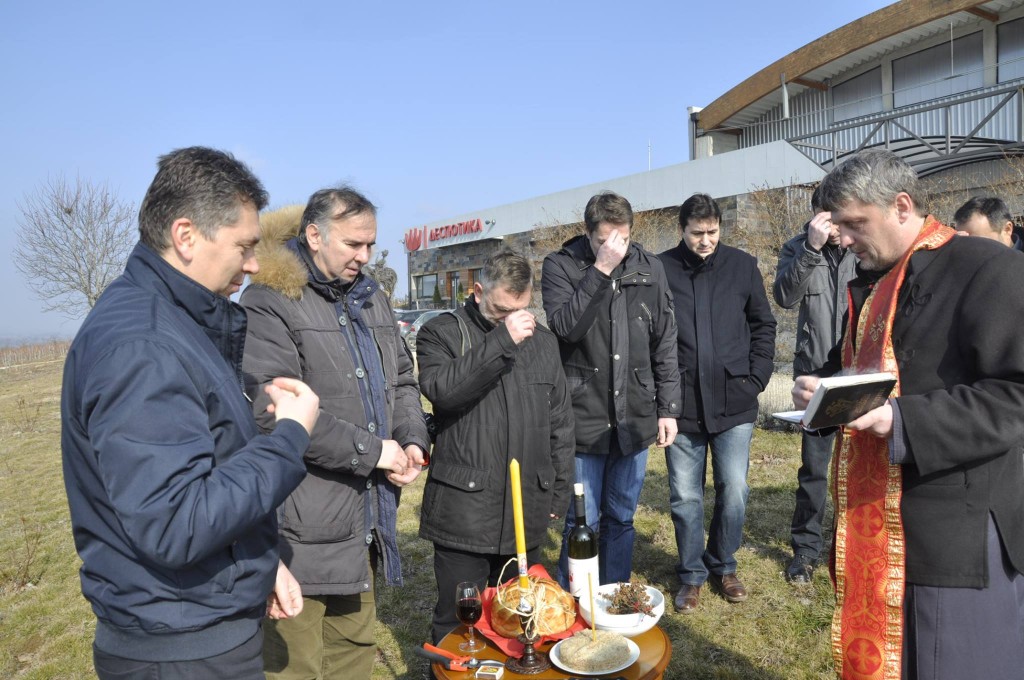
[62,147,320,679]
[542,191,680,587]
[794,150,1024,680]
[953,195,1024,250]
[773,186,856,584]
[658,193,776,612]
[416,249,575,644]
[241,186,429,679]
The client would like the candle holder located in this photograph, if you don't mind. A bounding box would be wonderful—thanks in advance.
[505,601,550,674]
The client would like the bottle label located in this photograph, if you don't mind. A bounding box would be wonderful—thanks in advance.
[567,556,600,601]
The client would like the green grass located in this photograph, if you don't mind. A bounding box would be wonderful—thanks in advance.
[0,359,836,678]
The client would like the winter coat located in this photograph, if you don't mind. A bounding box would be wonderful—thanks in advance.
[240,224,428,595]
[773,227,856,378]
[61,242,309,662]
[825,235,1024,587]
[659,242,777,434]
[541,235,681,454]
[416,299,575,552]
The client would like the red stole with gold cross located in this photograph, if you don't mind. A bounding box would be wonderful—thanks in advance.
[830,216,954,679]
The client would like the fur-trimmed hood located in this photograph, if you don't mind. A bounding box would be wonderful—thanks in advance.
[250,205,308,300]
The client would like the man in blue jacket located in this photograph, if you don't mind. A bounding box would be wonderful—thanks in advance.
[659,193,776,612]
[61,147,320,680]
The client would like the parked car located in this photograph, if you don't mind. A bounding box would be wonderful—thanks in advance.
[405,309,447,351]
[394,309,424,338]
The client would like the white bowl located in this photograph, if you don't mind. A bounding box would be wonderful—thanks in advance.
[577,584,665,637]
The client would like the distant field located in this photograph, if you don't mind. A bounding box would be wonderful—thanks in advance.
[0,340,70,369]
[0,355,834,679]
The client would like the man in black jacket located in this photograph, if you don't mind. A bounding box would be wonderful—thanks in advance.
[542,191,680,588]
[417,250,575,644]
[794,150,1024,679]
[659,193,776,612]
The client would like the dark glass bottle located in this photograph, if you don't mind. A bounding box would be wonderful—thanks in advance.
[567,483,599,601]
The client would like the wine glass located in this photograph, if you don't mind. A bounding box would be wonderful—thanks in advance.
[455,581,485,652]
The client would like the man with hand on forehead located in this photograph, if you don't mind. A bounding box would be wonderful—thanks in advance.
[542,190,681,589]
[416,249,574,644]
[774,185,855,585]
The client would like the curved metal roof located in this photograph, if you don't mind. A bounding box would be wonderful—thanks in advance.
[697,0,1023,132]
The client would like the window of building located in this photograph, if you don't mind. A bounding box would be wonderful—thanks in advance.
[998,17,1024,83]
[832,67,883,122]
[415,274,438,299]
[893,32,983,108]
[468,268,481,289]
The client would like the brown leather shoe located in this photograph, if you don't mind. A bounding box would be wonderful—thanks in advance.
[709,573,748,603]
[674,584,701,613]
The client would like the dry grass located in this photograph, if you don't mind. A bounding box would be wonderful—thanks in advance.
[0,357,834,679]
[0,340,70,369]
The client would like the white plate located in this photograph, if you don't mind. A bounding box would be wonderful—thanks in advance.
[548,635,640,676]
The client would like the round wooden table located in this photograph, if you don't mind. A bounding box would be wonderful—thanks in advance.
[431,625,672,679]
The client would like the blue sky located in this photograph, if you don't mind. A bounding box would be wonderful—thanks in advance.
[0,0,892,340]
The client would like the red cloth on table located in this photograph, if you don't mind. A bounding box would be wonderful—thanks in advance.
[474,564,587,656]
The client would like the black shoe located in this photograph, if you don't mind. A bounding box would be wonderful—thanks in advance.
[786,554,815,584]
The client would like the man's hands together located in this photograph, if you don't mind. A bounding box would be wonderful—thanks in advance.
[378,441,426,487]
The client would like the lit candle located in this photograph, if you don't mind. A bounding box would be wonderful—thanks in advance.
[509,459,530,593]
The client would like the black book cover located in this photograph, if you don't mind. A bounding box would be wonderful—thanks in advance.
[802,373,896,430]
[772,372,897,430]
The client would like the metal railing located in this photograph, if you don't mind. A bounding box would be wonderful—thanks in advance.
[787,83,1024,173]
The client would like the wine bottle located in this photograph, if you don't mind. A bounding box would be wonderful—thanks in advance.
[567,483,599,601]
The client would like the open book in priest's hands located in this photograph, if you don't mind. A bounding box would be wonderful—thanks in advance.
[773,372,897,430]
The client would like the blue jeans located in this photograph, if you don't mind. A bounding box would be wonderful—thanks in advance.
[790,430,836,560]
[666,422,753,585]
[557,443,649,587]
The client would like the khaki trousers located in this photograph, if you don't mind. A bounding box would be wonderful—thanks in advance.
[263,589,376,680]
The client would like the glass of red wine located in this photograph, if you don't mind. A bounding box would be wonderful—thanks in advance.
[455,581,485,652]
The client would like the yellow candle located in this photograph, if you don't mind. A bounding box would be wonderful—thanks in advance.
[509,459,530,592]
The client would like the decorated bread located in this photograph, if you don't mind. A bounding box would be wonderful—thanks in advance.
[491,575,576,638]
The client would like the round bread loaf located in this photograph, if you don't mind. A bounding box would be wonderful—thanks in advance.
[491,576,576,638]
[558,629,632,673]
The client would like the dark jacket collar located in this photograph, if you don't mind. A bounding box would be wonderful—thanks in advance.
[671,240,720,271]
[124,242,247,365]
[125,241,246,335]
[287,238,379,304]
[464,296,494,333]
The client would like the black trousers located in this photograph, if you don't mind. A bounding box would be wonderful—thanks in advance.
[94,627,264,680]
[430,544,542,644]
[790,430,836,559]
[903,514,1024,680]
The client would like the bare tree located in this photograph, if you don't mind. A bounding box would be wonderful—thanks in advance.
[13,176,136,318]
[735,183,816,366]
